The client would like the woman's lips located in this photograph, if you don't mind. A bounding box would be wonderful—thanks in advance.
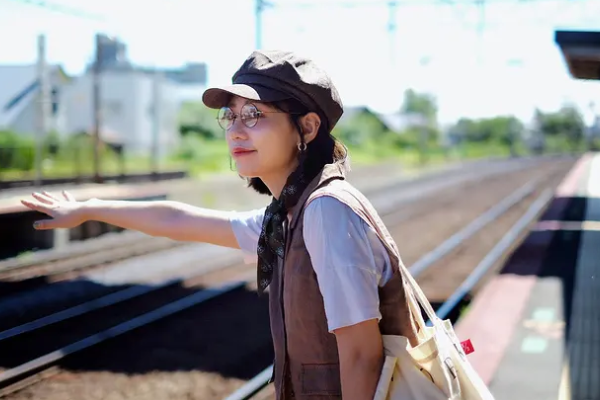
[231,148,256,158]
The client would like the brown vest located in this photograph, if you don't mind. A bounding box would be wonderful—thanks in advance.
[268,162,420,400]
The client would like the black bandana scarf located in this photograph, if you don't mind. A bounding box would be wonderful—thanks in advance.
[256,165,312,295]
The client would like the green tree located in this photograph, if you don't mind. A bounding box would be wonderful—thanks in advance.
[451,116,522,143]
[0,130,35,171]
[178,101,222,140]
[400,89,438,123]
[334,107,391,146]
[399,89,440,163]
[534,105,585,151]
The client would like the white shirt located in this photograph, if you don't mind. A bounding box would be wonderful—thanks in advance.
[229,195,393,332]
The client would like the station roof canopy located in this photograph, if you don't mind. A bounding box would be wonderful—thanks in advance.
[555,29,600,80]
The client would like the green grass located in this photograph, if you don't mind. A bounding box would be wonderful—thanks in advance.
[0,137,537,181]
[0,156,189,180]
[346,140,517,170]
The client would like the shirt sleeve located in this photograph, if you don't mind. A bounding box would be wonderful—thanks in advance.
[302,195,394,333]
[229,207,266,264]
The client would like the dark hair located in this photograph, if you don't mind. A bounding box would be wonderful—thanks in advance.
[246,98,348,195]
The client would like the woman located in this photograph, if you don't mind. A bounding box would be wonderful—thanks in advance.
[21,50,419,400]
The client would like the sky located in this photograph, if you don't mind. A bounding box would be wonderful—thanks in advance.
[0,0,599,125]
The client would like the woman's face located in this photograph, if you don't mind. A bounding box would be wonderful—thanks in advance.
[224,95,299,180]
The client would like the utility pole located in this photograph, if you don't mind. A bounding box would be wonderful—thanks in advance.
[587,101,596,151]
[387,1,397,68]
[151,69,161,177]
[256,0,265,49]
[255,0,275,49]
[475,0,485,66]
[92,33,103,183]
[35,34,50,187]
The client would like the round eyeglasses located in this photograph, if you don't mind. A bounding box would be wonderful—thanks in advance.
[217,103,261,130]
[216,103,299,130]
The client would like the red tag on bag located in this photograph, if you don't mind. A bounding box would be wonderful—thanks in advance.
[461,339,475,355]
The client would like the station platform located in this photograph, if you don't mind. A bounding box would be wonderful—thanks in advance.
[455,152,600,400]
[0,180,171,259]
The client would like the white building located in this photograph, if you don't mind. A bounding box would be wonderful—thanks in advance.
[1,33,210,159]
[0,64,70,135]
[0,64,184,158]
[339,105,430,133]
[61,69,181,157]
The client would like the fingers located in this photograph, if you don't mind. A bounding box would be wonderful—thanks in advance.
[32,219,58,230]
[21,198,60,230]
[42,191,61,202]
[35,191,74,203]
[32,192,55,205]
[21,199,53,216]
[62,190,76,202]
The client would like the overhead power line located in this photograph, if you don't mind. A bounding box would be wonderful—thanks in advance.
[7,0,107,21]
[267,0,591,8]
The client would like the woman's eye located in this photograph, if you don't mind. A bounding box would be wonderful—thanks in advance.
[242,110,259,119]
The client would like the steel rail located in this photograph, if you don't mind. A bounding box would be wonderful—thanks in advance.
[409,179,537,278]
[434,188,553,321]
[0,280,246,389]
[0,245,244,342]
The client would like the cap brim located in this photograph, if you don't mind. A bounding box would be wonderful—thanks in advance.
[202,84,292,109]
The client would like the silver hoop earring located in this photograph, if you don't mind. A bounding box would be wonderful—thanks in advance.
[297,142,307,152]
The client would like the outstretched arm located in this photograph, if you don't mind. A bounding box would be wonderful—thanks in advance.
[21,191,242,248]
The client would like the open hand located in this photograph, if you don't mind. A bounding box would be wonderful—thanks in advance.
[21,191,88,230]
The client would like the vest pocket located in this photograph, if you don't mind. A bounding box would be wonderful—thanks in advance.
[300,363,342,396]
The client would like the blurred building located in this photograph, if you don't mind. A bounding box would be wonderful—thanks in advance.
[95,34,129,70]
[0,33,209,158]
[339,106,429,133]
[86,34,208,87]
[61,69,181,157]
[0,64,71,135]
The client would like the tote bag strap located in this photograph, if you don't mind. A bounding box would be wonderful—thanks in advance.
[311,186,443,329]
[395,257,442,326]
[405,279,428,330]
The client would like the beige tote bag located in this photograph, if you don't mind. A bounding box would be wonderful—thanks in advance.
[373,260,496,400]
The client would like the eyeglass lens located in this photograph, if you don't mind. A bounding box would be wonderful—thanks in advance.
[217,103,260,130]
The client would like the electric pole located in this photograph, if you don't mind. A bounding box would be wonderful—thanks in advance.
[587,101,596,151]
[388,1,397,68]
[35,34,50,187]
[151,69,161,176]
[256,0,265,49]
[475,0,485,65]
[255,0,275,49]
[92,33,103,184]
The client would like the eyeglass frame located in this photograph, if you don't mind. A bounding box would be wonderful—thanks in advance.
[216,102,304,130]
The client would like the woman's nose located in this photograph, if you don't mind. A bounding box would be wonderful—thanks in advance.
[226,120,248,140]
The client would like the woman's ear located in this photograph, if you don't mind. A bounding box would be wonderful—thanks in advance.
[299,112,321,144]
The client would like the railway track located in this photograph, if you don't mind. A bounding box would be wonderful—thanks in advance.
[0,156,554,286]
[0,157,559,332]
[0,158,574,399]
[0,171,188,191]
